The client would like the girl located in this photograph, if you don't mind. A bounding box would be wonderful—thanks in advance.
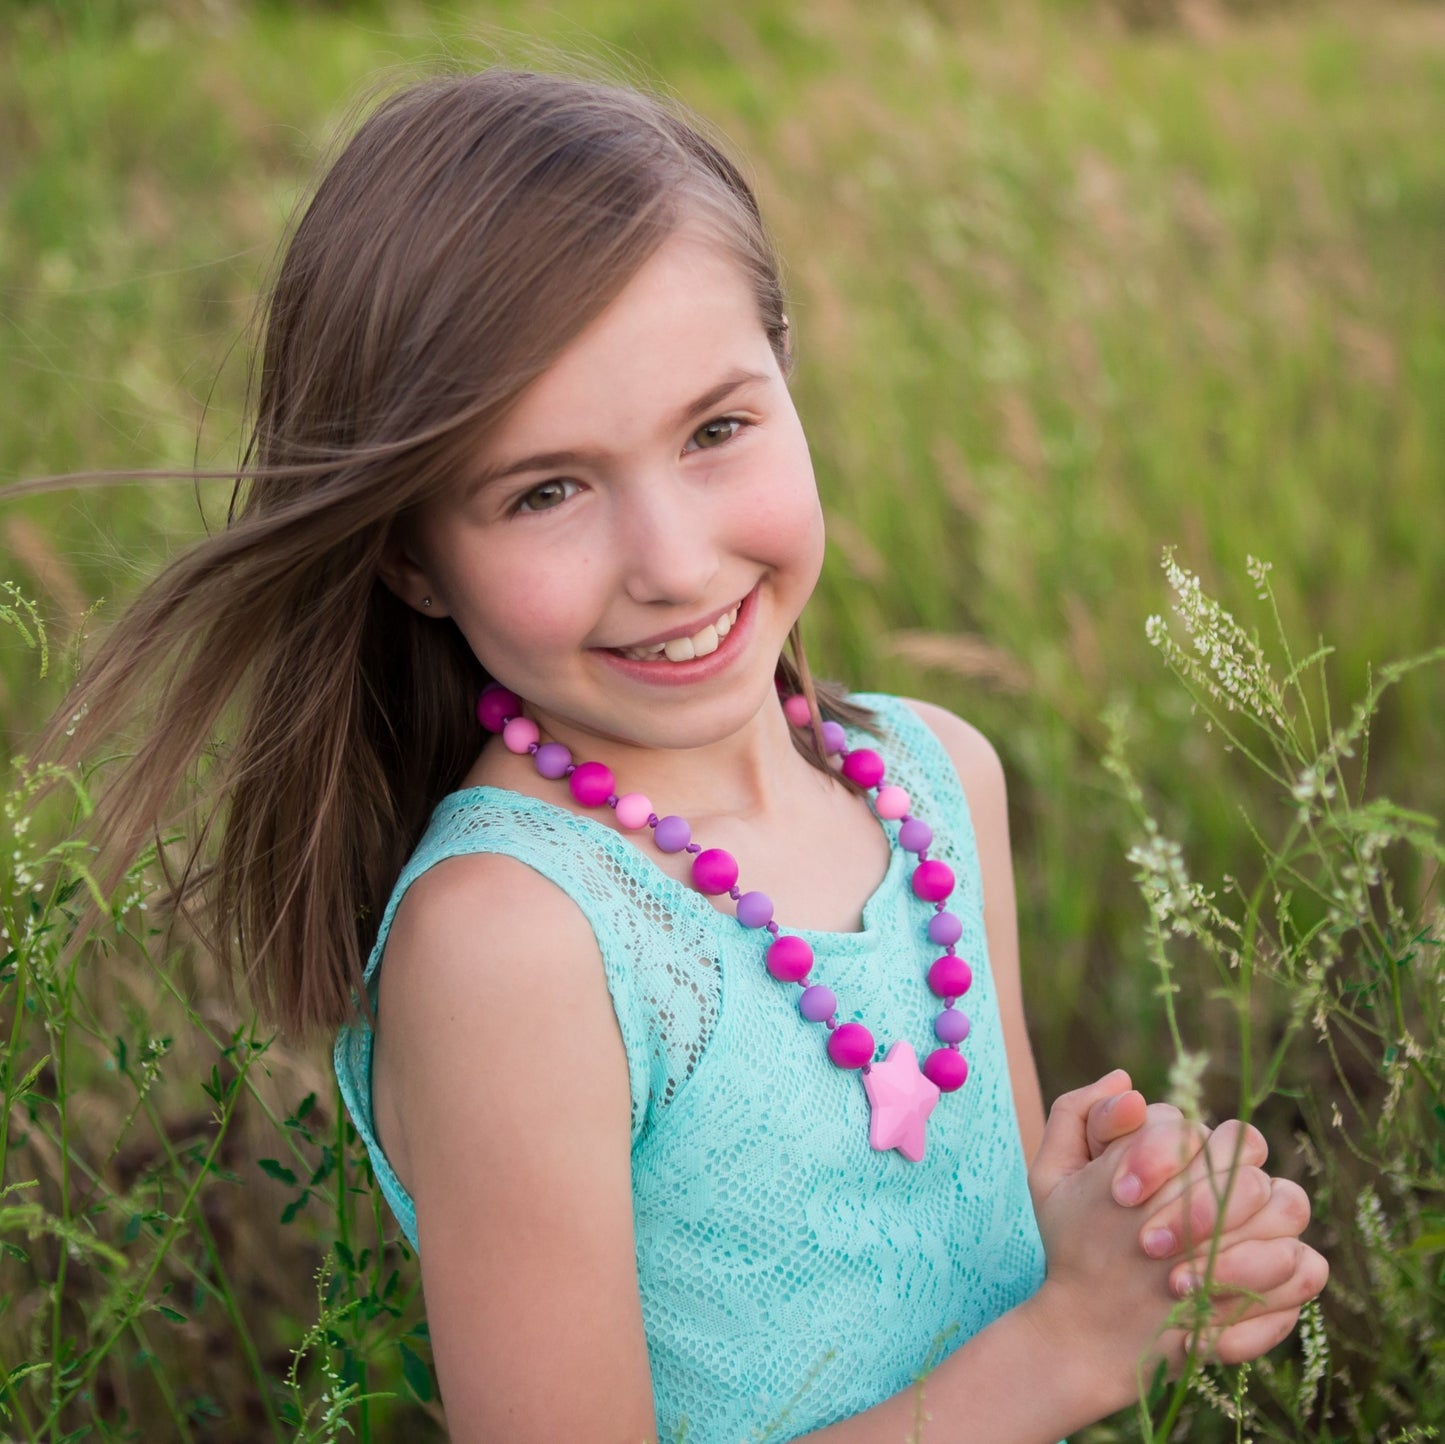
[30,70,1324,1442]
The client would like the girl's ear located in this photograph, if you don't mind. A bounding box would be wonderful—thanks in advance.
[377,532,451,618]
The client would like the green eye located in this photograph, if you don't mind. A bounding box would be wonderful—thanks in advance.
[517,479,576,513]
[690,417,742,450]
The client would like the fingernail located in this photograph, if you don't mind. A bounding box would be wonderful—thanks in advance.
[1144,1227,1177,1259]
[1114,1173,1143,1205]
[1174,1272,1203,1298]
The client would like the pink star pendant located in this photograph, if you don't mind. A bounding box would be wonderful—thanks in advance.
[863,1040,941,1162]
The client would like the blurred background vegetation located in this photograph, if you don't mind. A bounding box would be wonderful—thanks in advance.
[1,0,1442,1438]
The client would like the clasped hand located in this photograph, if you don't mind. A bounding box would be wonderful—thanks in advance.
[1026,1070,1328,1415]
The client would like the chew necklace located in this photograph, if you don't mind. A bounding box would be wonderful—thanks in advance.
[476,684,973,1162]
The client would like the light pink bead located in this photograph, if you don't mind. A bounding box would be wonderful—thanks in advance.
[874,785,910,820]
[569,760,615,808]
[827,1022,875,1069]
[782,694,813,727]
[614,792,653,830]
[501,716,539,754]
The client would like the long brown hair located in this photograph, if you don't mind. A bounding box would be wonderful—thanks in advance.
[25,69,871,1036]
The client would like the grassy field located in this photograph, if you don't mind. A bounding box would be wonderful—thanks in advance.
[2,0,1443,1438]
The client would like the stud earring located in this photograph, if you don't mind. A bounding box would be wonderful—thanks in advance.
[422,597,432,609]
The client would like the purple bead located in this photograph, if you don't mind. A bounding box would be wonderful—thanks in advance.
[934,1008,971,1044]
[766,934,813,983]
[736,891,774,929]
[799,984,837,1022]
[898,818,933,854]
[653,815,691,853]
[476,683,522,733]
[820,720,847,755]
[923,1048,968,1093]
[927,910,963,946]
[927,955,973,999]
[533,742,572,780]
[912,859,956,902]
[840,748,886,788]
[568,760,615,808]
[827,1022,875,1069]
[692,847,739,896]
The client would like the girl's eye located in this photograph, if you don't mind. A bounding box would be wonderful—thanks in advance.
[687,417,744,451]
[514,479,578,514]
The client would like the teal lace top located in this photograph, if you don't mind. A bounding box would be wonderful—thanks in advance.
[335,694,1046,1442]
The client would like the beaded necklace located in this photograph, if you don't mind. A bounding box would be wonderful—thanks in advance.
[476,683,974,1162]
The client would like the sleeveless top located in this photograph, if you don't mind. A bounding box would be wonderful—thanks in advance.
[334,694,1046,1443]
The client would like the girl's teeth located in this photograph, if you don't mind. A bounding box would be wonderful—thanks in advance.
[715,610,732,637]
[691,625,719,658]
[663,635,695,662]
[618,603,740,663]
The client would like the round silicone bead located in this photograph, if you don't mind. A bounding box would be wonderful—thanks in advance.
[799,984,837,1022]
[736,891,774,929]
[934,1008,972,1044]
[874,785,910,821]
[534,742,572,780]
[569,760,615,807]
[653,815,691,853]
[923,1048,968,1092]
[501,716,539,754]
[782,694,812,727]
[898,818,933,854]
[912,859,956,902]
[692,848,740,895]
[927,911,963,946]
[827,1022,875,1069]
[476,684,522,733]
[820,721,847,755]
[614,792,653,830]
[840,748,886,788]
[766,934,813,983]
[927,955,973,999]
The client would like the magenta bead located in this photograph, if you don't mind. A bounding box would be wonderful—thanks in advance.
[614,792,653,830]
[923,1048,968,1092]
[692,847,739,895]
[783,694,812,727]
[934,1008,971,1044]
[827,1022,875,1069]
[766,934,813,983]
[501,716,539,754]
[476,684,521,734]
[653,815,691,853]
[569,760,615,807]
[874,785,910,821]
[912,859,955,902]
[821,720,847,755]
[799,984,837,1022]
[534,742,572,780]
[840,748,886,788]
[927,955,973,999]
[927,910,963,946]
[898,818,933,854]
[736,891,774,928]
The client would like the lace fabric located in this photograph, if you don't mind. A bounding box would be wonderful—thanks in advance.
[335,693,1046,1442]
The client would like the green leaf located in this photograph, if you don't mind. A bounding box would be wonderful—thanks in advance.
[156,1305,187,1324]
[280,1190,310,1225]
[257,1158,298,1187]
[399,1341,434,1402]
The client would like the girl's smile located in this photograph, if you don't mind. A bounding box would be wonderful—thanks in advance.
[382,228,826,768]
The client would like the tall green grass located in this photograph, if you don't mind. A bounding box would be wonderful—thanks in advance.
[2,0,1442,1437]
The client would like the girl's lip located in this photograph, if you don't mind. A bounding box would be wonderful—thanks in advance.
[611,596,747,652]
[594,585,758,686]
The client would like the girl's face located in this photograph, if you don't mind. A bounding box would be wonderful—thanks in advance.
[386,228,826,757]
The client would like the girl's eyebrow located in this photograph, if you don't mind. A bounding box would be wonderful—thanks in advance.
[472,368,773,490]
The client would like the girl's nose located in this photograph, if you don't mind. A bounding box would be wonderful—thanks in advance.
[618,476,721,606]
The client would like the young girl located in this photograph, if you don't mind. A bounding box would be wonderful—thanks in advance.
[33,69,1324,1442]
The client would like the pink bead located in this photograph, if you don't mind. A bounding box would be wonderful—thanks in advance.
[692,848,739,895]
[827,1022,875,1069]
[766,934,813,983]
[923,1048,968,1093]
[501,716,539,754]
[840,749,885,788]
[912,859,955,902]
[476,683,522,733]
[782,694,813,727]
[614,792,653,830]
[874,785,910,821]
[927,955,973,999]
[569,760,615,808]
